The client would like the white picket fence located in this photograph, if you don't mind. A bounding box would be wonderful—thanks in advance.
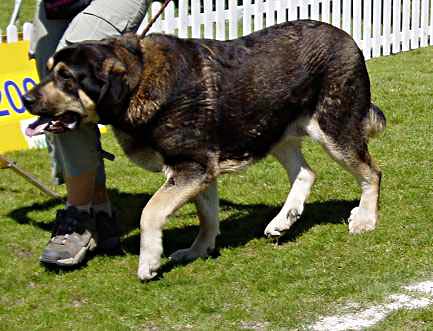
[0,22,32,43]
[138,0,433,60]
[3,0,433,60]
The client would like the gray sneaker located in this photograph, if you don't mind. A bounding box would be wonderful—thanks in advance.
[40,207,97,266]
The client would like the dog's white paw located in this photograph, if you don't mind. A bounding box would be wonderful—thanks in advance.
[169,247,211,263]
[348,207,377,234]
[264,209,300,237]
[137,257,160,281]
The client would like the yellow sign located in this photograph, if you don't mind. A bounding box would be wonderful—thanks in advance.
[0,40,41,153]
[0,40,105,154]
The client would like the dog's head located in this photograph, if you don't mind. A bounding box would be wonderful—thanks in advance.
[23,35,141,136]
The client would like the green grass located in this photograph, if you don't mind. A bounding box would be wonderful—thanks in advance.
[0,0,36,32]
[1,2,433,330]
[0,45,433,330]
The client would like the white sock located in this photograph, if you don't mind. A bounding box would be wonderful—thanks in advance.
[92,201,113,217]
[66,202,91,214]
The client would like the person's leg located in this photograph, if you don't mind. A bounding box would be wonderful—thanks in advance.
[33,0,150,203]
[34,0,150,265]
[31,2,98,265]
[31,1,100,203]
[55,0,150,209]
[54,0,150,232]
[31,1,70,187]
[40,123,107,264]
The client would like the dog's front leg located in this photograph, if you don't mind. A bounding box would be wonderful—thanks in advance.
[169,180,220,263]
[138,163,210,281]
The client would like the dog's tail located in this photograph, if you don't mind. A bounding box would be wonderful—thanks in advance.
[365,103,386,138]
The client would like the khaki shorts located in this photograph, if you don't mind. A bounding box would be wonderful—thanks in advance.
[31,0,149,184]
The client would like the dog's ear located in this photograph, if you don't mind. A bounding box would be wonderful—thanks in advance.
[51,44,80,67]
[47,57,55,72]
[97,58,129,106]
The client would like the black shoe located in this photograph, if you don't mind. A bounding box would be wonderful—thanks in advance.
[95,211,121,253]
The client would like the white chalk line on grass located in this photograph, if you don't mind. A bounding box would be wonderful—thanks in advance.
[310,281,433,331]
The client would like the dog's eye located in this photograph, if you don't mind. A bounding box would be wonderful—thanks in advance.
[77,73,87,83]
[57,68,74,80]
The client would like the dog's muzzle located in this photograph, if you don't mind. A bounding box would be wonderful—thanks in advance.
[22,93,82,137]
[25,112,81,137]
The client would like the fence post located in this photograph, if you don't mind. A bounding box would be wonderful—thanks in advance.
[265,0,275,28]
[353,0,362,47]
[288,0,296,21]
[215,0,225,40]
[402,0,410,51]
[277,0,286,24]
[363,0,372,60]
[383,0,392,56]
[243,0,252,36]
[322,0,330,24]
[342,0,352,34]
[149,2,162,33]
[310,0,320,21]
[191,0,201,38]
[420,0,429,47]
[332,0,341,28]
[229,0,239,39]
[253,0,263,32]
[23,22,33,40]
[299,0,308,20]
[203,0,213,39]
[6,25,19,43]
[372,0,382,57]
[392,0,402,53]
[163,1,176,35]
[411,0,420,49]
[178,0,188,38]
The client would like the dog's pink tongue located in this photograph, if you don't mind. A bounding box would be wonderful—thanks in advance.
[25,116,52,137]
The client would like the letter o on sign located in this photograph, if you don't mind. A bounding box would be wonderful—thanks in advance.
[4,80,26,114]
[23,77,37,94]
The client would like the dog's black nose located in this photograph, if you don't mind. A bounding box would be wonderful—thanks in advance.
[22,93,36,109]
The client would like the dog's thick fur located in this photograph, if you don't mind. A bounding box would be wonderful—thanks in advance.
[23,20,386,280]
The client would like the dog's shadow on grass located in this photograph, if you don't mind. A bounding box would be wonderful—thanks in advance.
[121,198,358,254]
[7,189,357,277]
[6,188,152,233]
[119,196,358,279]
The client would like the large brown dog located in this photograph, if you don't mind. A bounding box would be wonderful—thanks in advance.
[23,20,385,280]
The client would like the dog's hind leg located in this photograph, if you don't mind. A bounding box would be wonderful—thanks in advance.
[137,163,211,281]
[169,180,220,263]
[264,141,316,237]
[347,160,381,234]
[306,118,382,234]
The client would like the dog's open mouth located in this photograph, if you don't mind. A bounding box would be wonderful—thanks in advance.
[25,112,81,137]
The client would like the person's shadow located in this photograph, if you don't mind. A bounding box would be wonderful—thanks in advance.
[7,188,357,276]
